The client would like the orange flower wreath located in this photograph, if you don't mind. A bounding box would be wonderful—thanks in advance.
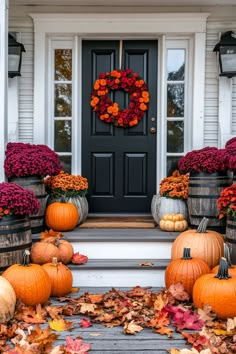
[90,69,149,128]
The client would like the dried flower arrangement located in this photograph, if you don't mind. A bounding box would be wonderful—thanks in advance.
[159,170,189,200]
[0,182,40,219]
[4,142,62,178]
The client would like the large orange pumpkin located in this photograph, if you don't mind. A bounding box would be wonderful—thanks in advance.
[2,251,51,306]
[165,247,210,298]
[193,257,236,319]
[171,217,224,268]
[42,257,73,296]
[45,201,79,231]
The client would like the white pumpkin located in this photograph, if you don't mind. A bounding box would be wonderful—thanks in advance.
[0,276,16,323]
[151,194,188,225]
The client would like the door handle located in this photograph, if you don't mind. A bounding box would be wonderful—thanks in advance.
[150,127,156,134]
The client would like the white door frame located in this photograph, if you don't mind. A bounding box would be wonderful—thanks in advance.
[30,12,209,186]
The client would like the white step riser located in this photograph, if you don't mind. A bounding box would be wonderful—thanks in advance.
[72,269,166,288]
[72,242,172,259]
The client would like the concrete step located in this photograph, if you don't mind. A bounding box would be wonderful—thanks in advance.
[32,227,178,287]
[32,228,178,259]
[68,258,169,288]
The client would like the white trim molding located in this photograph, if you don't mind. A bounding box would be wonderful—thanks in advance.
[30,12,209,179]
[0,0,8,182]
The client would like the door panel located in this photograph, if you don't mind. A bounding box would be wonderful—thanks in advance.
[82,40,157,213]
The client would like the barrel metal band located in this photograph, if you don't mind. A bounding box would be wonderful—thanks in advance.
[226,223,236,230]
[0,242,32,253]
[0,225,31,235]
[225,237,236,244]
[189,183,230,187]
[188,195,220,198]
[189,215,220,219]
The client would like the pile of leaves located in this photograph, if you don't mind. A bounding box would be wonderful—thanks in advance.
[1,283,236,353]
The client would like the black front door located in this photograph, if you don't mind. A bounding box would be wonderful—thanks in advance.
[82,40,157,213]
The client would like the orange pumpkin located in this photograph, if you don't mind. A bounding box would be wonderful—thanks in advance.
[30,241,60,265]
[193,257,236,319]
[42,237,74,264]
[45,201,79,231]
[42,257,73,296]
[2,251,51,306]
[171,217,224,268]
[165,247,210,298]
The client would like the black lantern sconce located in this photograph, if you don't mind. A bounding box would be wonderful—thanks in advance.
[8,33,26,78]
[213,31,236,78]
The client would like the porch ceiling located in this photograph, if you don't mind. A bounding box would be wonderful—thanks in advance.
[9,0,236,6]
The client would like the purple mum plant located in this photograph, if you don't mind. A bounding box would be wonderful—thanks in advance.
[4,142,62,178]
[225,137,236,171]
[178,147,228,174]
[0,182,40,219]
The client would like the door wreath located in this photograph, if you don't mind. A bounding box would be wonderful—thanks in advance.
[90,69,149,128]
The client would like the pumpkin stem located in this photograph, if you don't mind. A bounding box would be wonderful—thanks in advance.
[181,247,192,260]
[196,217,209,233]
[54,238,60,247]
[22,249,31,266]
[215,257,231,279]
[224,243,233,268]
[52,257,58,265]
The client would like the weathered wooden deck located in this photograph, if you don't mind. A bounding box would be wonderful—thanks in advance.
[50,287,190,353]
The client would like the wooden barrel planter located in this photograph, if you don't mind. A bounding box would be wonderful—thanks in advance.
[187,171,232,233]
[151,194,188,225]
[9,176,48,234]
[225,216,236,263]
[0,215,32,272]
[47,195,89,225]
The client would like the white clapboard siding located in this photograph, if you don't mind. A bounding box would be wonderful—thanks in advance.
[206,17,236,146]
[9,17,34,142]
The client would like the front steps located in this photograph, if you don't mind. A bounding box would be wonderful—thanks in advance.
[32,227,179,288]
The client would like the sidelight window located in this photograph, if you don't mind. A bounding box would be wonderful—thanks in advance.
[51,43,73,173]
[165,40,192,176]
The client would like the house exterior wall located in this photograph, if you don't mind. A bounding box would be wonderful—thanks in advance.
[8,5,236,148]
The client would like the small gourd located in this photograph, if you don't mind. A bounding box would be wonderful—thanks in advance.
[165,247,210,298]
[193,257,236,319]
[42,257,73,297]
[42,237,74,265]
[159,213,188,232]
[30,241,60,265]
[0,276,16,323]
[2,250,51,306]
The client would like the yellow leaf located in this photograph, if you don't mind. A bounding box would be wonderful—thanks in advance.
[213,328,231,336]
[48,318,74,332]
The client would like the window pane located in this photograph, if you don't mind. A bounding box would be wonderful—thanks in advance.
[167,49,185,81]
[167,156,181,176]
[55,49,72,81]
[55,84,72,117]
[167,121,184,153]
[54,120,71,152]
[167,84,184,117]
[59,156,71,174]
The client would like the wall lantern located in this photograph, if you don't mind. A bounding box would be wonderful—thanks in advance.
[8,33,26,78]
[213,31,236,78]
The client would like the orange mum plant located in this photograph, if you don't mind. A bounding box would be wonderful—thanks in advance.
[159,170,189,200]
[44,171,88,198]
